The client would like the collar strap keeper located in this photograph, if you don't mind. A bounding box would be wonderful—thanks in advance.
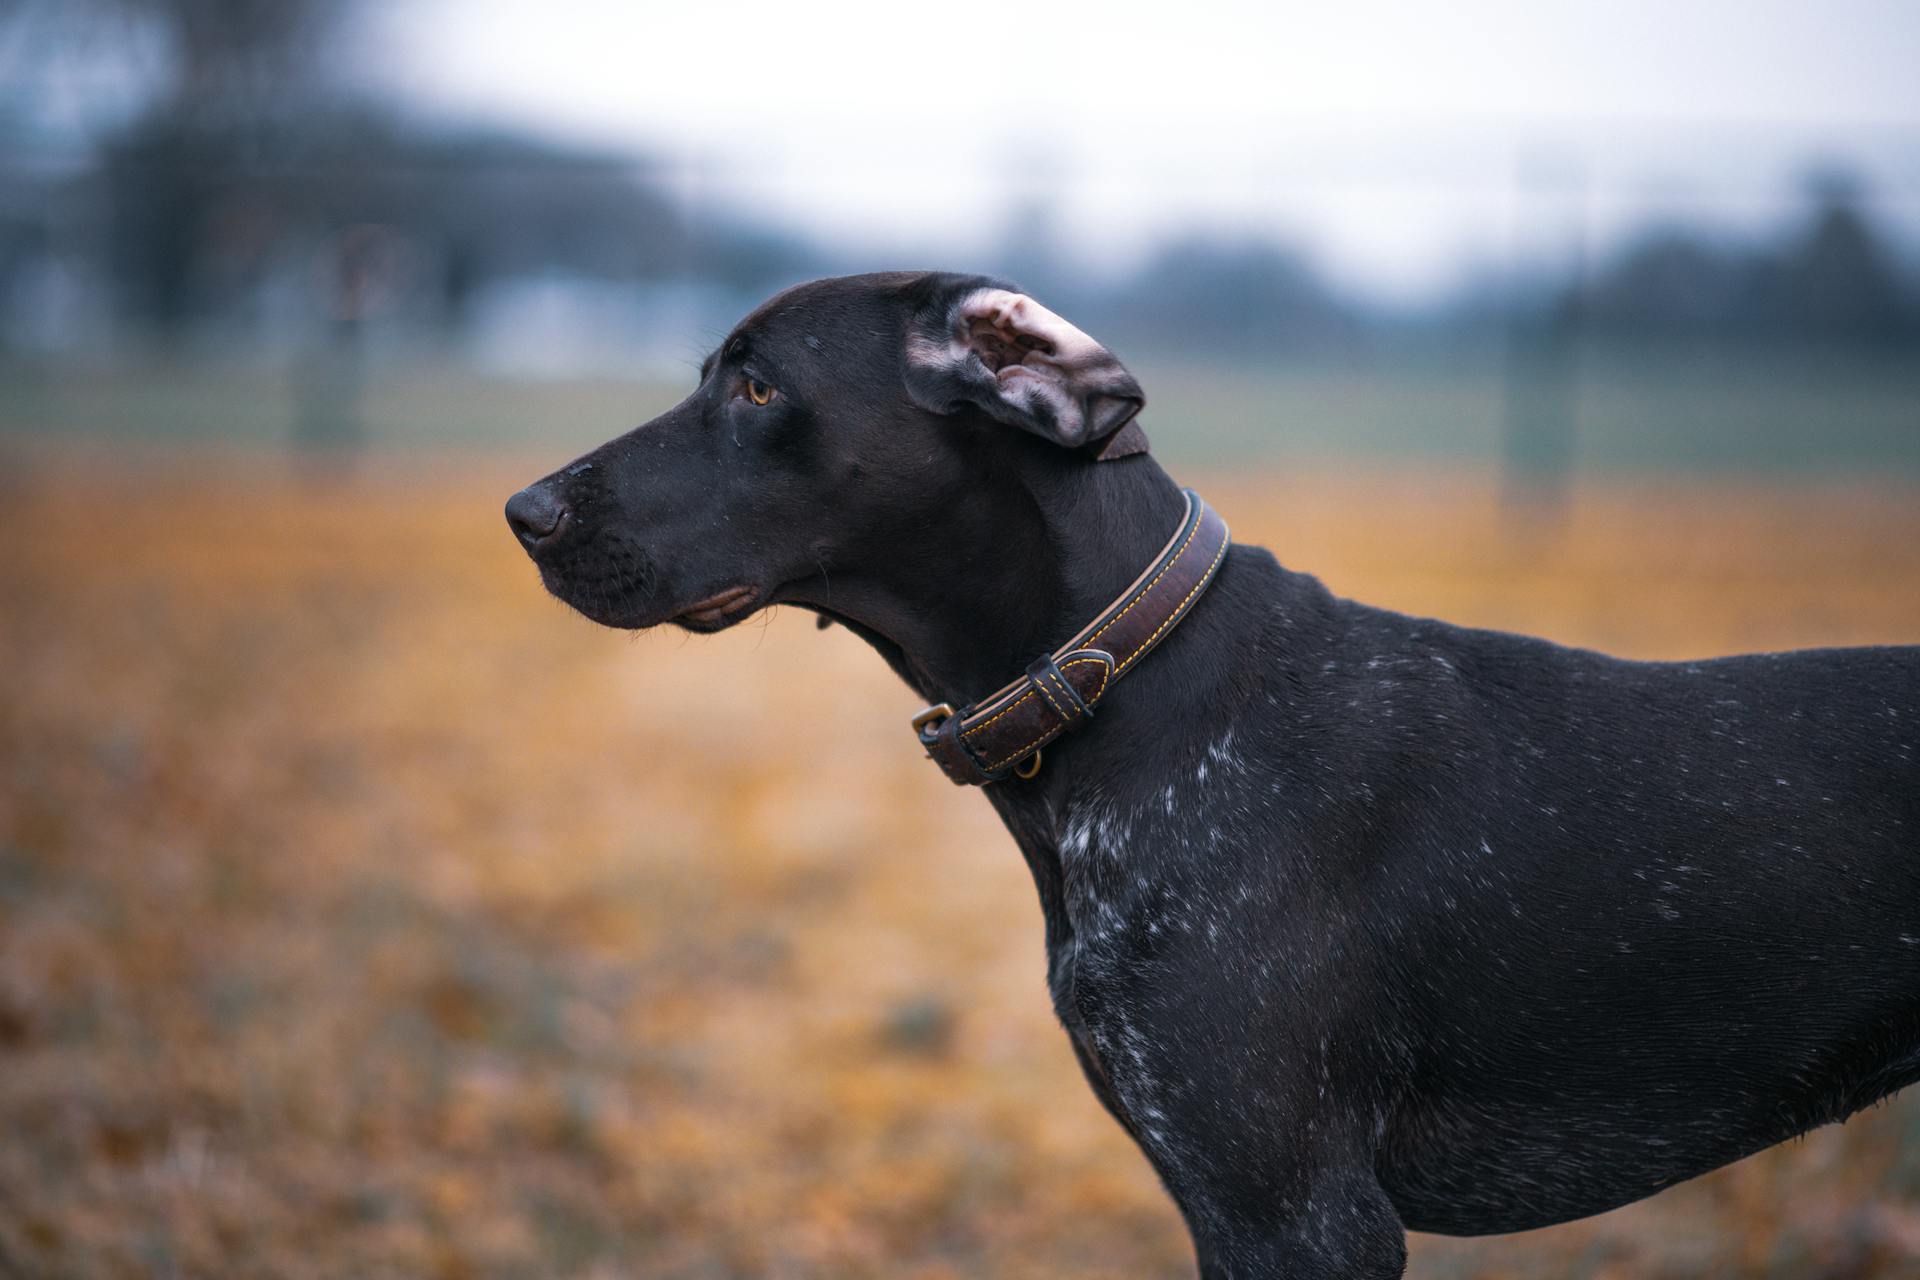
[912,489,1230,786]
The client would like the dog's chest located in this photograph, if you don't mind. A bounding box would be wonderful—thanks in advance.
[1051,737,1259,956]
[1054,793,1188,960]
[1046,781,1255,1114]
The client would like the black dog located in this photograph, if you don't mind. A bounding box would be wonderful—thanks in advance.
[507,271,1920,1278]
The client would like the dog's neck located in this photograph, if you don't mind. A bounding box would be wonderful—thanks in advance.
[788,448,1223,959]
[792,451,1191,708]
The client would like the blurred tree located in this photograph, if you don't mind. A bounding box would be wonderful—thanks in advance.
[14,0,743,343]
[1582,167,1917,346]
[1583,231,1751,335]
[1105,236,1351,358]
[104,0,353,118]
[1765,169,1914,344]
[69,0,360,332]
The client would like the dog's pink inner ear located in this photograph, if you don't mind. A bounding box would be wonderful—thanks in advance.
[950,289,1145,451]
[957,290,1100,377]
[903,286,1147,457]
[966,319,1054,372]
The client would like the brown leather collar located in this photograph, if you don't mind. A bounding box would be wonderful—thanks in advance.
[912,489,1231,786]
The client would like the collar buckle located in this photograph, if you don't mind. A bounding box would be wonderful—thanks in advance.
[910,702,955,738]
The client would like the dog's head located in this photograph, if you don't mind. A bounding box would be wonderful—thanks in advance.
[505,271,1148,631]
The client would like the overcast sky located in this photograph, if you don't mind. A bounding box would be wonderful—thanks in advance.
[360,0,1920,301]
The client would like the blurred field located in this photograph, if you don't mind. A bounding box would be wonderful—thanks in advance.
[5,343,1919,475]
[4,450,1920,1279]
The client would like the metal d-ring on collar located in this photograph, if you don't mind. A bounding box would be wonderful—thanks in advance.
[911,489,1232,786]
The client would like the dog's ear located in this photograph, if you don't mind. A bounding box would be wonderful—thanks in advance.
[904,285,1149,460]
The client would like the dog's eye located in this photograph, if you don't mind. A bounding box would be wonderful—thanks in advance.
[745,379,775,406]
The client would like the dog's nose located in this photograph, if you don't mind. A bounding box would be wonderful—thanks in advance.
[505,484,570,549]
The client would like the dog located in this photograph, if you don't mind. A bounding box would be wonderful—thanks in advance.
[506,271,1920,1278]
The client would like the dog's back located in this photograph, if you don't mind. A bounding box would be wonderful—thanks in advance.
[1256,588,1920,1231]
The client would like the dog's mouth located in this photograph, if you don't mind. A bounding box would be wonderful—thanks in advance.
[513,495,765,633]
[669,585,761,632]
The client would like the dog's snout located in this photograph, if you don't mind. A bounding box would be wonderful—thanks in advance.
[505,483,570,550]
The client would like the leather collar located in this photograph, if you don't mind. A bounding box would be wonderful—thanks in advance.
[912,489,1231,785]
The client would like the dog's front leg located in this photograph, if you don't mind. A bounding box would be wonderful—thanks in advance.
[1186,1167,1406,1280]
[1074,1011,1407,1277]
[1063,1021,1147,1140]
[1067,927,1409,1276]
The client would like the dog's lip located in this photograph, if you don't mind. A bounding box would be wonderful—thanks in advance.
[672,585,759,626]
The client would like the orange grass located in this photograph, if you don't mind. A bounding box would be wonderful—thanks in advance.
[2,453,1919,1278]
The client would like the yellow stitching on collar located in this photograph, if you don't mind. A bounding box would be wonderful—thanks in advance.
[984,657,1111,771]
[1115,533,1230,675]
[1085,509,1205,652]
